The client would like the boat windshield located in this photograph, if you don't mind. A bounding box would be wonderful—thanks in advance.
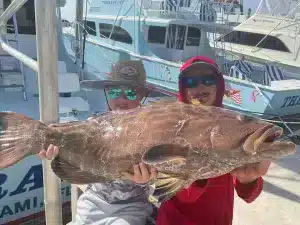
[256,0,300,18]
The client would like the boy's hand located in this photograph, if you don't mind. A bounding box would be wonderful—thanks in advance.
[123,162,157,185]
[38,124,60,160]
[38,144,59,160]
[231,160,271,184]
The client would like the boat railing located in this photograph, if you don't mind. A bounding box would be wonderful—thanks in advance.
[145,9,188,19]
[0,0,63,224]
[144,1,245,26]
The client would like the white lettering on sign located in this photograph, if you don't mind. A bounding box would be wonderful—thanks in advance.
[0,161,71,223]
[0,186,71,220]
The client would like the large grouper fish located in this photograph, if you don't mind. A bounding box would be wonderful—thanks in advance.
[0,100,296,203]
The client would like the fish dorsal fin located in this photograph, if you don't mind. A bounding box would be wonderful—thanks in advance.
[48,121,86,133]
[146,98,179,108]
[51,157,108,184]
[142,144,188,165]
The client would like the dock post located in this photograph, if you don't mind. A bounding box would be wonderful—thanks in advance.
[35,0,63,224]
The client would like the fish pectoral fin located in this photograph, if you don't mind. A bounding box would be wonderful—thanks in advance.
[51,157,107,184]
[148,173,186,204]
[142,145,188,204]
[142,144,188,165]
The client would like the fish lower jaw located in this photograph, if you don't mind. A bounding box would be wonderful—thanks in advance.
[254,127,283,152]
[244,126,283,154]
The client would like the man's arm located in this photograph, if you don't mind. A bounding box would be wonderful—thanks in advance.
[233,176,263,203]
[231,161,270,203]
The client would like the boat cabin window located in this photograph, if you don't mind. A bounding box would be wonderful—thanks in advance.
[148,26,166,44]
[186,27,201,46]
[99,23,132,44]
[220,31,290,52]
[167,25,186,50]
[5,0,36,35]
[85,21,97,36]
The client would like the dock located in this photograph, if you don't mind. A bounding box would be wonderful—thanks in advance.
[233,146,300,225]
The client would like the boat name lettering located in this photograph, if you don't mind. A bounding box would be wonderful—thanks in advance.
[280,95,300,108]
[101,0,124,4]
[0,165,43,200]
[0,164,71,200]
[0,187,70,219]
[0,197,38,219]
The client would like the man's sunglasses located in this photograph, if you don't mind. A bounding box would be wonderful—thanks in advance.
[181,75,217,88]
[106,87,138,100]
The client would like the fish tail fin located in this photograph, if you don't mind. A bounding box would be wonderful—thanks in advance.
[148,173,186,205]
[0,112,47,169]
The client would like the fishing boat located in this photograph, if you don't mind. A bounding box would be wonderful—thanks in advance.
[63,0,300,126]
[214,0,300,79]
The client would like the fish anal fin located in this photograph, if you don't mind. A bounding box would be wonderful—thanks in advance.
[51,157,107,184]
[142,144,188,165]
[148,172,187,205]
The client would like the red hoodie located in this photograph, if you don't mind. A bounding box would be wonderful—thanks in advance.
[156,56,264,225]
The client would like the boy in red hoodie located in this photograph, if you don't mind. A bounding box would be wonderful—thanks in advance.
[156,56,271,225]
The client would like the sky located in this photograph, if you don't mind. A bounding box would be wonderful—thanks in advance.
[60,0,262,22]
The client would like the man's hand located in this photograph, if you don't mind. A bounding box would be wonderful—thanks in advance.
[231,160,271,184]
[122,162,158,185]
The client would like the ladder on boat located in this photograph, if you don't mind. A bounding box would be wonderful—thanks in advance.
[0,13,27,100]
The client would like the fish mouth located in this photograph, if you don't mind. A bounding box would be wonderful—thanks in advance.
[258,125,283,143]
[243,124,285,155]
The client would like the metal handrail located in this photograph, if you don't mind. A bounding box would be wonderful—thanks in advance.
[0,0,38,72]
[0,35,38,71]
[0,0,28,25]
[12,13,27,100]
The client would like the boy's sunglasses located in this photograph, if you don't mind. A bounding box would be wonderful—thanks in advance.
[106,87,137,100]
[182,75,217,88]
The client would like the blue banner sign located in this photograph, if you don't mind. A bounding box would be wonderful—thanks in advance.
[0,157,71,224]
